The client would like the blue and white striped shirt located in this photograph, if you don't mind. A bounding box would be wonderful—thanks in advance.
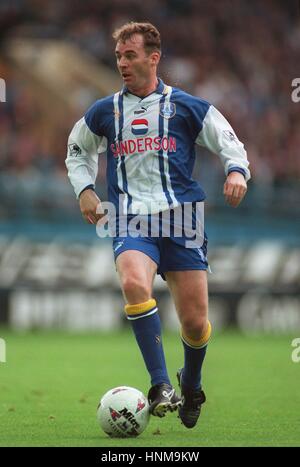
[66,78,250,214]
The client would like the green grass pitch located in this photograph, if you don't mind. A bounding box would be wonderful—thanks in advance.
[0,328,299,447]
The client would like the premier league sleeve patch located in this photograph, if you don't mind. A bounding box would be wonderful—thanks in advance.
[159,102,176,119]
[222,130,239,145]
[68,143,82,157]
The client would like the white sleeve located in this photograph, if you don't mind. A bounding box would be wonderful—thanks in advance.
[65,117,107,198]
[196,105,251,181]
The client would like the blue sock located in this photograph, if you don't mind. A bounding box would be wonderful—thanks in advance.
[181,321,211,390]
[125,299,170,387]
[181,342,207,390]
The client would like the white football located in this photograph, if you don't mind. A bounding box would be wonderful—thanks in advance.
[97,386,150,438]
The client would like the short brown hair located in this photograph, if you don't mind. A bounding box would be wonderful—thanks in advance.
[112,22,161,54]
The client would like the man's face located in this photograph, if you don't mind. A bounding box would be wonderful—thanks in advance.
[115,34,159,91]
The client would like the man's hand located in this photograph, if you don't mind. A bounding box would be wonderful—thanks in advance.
[223,171,247,208]
[79,189,105,224]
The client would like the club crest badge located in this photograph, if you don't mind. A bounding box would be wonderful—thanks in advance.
[159,102,176,119]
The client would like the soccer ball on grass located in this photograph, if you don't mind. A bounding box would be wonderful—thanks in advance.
[97,386,150,438]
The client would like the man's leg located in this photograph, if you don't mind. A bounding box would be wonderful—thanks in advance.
[116,249,181,416]
[165,270,211,427]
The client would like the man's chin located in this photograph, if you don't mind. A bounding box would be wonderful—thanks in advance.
[123,76,133,85]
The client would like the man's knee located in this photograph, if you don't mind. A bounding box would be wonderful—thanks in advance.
[122,275,151,303]
[181,310,208,339]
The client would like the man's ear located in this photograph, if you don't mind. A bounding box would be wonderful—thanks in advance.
[150,51,161,66]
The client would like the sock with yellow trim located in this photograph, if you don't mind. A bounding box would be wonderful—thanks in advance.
[181,320,212,390]
[125,298,170,387]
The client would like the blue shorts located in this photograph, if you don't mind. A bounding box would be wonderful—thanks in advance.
[112,234,208,280]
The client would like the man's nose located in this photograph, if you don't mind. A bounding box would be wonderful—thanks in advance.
[119,56,128,68]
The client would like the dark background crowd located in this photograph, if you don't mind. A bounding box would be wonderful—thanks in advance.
[0,0,299,231]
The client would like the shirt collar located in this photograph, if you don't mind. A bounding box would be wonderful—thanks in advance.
[120,77,167,97]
